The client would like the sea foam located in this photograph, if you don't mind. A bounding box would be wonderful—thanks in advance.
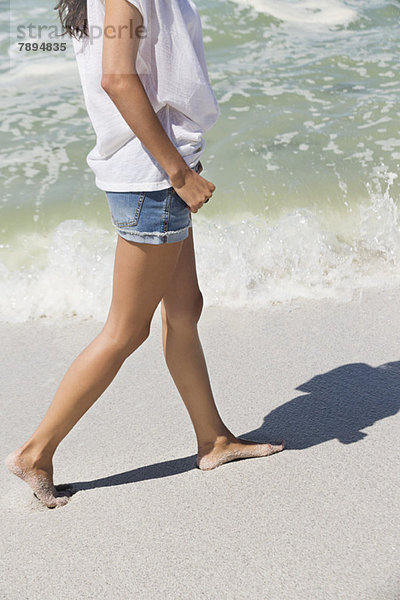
[1,174,399,322]
[231,0,358,27]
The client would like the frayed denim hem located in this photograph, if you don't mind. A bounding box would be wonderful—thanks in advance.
[115,221,192,245]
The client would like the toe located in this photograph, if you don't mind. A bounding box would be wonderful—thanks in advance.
[55,495,70,507]
[273,440,285,452]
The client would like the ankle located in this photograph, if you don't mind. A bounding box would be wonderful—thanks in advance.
[19,440,55,467]
[197,430,236,452]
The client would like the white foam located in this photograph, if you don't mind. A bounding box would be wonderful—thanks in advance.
[1,173,400,322]
[232,0,357,27]
[0,221,115,323]
[2,56,79,88]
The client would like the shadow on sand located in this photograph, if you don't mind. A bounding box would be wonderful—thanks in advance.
[56,359,400,497]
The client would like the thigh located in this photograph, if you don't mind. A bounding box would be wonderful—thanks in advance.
[105,234,184,336]
[161,226,202,320]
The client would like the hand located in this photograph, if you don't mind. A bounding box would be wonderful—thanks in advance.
[171,169,215,213]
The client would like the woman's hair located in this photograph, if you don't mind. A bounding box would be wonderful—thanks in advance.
[54,0,89,39]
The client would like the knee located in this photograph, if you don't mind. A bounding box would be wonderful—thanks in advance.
[123,323,151,357]
[163,292,204,330]
[101,320,151,359]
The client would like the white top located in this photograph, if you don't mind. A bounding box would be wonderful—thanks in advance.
[72,0,220,191]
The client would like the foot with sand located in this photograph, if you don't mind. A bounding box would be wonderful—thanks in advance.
[5,435,285,508]
[196,435,285,470]
[4,448,72,509]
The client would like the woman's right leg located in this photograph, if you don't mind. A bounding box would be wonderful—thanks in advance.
[5,234,184,508]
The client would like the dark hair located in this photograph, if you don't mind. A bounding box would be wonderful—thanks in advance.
[54,0,89,39]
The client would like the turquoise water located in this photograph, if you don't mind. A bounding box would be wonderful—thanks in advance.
[1,0,400,320]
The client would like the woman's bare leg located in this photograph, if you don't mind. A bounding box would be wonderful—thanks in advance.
[160,227,285,471]
[5,234,185,507]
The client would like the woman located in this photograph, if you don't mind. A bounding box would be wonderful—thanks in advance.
[5,0,284,508]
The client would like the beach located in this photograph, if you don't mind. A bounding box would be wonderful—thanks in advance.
[2,0,400,596]
[1,289,399,599]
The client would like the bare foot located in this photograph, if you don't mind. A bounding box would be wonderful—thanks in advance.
[4,448,71,508]
[196,436,285,471]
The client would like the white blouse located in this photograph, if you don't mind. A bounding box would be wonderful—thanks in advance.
[72,0,220,191]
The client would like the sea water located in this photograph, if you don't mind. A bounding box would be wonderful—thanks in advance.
[1,0,400,321]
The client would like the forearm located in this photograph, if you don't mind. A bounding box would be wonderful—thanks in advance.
[101,74,191,188]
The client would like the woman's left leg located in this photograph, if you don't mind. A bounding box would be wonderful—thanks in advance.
[160,227,285,470]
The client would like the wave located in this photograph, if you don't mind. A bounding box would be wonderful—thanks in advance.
[231,0,358,27]
[1,174,399,322]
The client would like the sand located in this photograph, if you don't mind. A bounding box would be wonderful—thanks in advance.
[1,288,399,599]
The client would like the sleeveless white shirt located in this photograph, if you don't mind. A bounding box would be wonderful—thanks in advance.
[72,0,220,191]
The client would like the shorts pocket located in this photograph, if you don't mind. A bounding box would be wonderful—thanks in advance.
[107,191,146,228]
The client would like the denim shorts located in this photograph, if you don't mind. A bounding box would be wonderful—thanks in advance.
[105,161,202,245]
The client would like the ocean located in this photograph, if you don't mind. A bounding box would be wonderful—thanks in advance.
[1,0,400,321]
